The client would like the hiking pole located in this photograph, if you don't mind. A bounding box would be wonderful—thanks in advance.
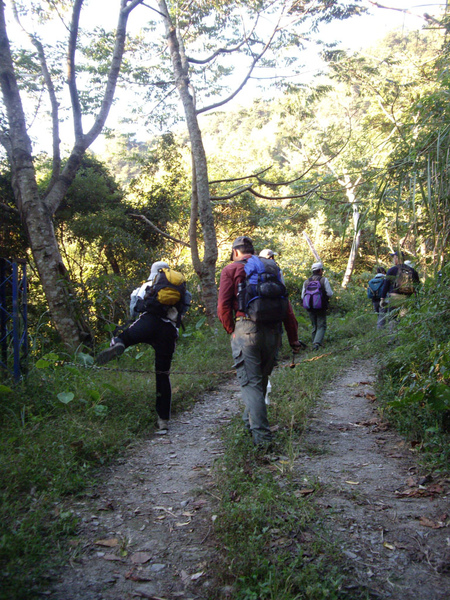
[290,352,296,369]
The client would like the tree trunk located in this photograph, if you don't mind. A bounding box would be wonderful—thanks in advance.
[0,5,90,348]
[339,173,362,288]
[0,1,142,349]
[158,0,218,324]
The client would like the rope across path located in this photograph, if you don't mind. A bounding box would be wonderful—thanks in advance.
[62,344,354,377]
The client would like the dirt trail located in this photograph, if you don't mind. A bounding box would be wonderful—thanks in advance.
[297,359,450,599]
[50,379,241,600]
[50,359,450,600]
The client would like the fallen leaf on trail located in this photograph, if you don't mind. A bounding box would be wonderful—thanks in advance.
[354,392,364,397]
[294,488,315,497]
[365,393,377,401]
[155,515,166,520]
[180,570,190,585]
[395,483,445,498]
[176,521,191,527]
[131,552,152,564]
[348,382,360,387]
[356,418,379,426]
[192,499,207,509]
[383,542,395,550]
[406,477,417,487]
[191,571,204,581]
[346,481,359,485]
[95,538,118,547]
[125,569,152,582]
[419,516,446,529]
[359,381,371,385]
[98,501,114,511]
[182,511,196,517]
[103,553,122,561]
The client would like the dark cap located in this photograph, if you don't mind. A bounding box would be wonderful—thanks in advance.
[232,236,253,249]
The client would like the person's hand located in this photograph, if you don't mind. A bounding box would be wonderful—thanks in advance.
[291,341,304,354]
[380,298,387,309]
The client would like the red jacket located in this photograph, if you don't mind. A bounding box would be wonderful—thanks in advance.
[217,256,299,345]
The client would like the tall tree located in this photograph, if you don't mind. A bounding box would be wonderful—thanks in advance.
[142,0,363,320]
[0,0,143,349]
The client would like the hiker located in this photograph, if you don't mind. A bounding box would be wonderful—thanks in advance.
[218,236,302,448]
[302,261,333,351]
[380,252,419,325]
[367,267,387,329]
[380,252,420,337]
[96,261,189,433]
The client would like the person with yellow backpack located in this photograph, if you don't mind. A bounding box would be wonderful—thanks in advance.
[96,261,191,433]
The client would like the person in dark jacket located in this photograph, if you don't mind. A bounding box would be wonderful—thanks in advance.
[380,252,419,331]
[95,261,184,434]
[218,236,302,448]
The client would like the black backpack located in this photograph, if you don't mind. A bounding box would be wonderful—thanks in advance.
[238,256,289,323]
[394,265,415,295]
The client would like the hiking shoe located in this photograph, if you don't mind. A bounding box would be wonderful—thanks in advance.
[156,417,169,434]
[95,341,125,365]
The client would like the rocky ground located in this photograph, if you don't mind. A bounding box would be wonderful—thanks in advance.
[49,359,450,599]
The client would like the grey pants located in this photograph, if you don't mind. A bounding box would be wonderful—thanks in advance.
[307,309,327,346]
[231,319,281,446]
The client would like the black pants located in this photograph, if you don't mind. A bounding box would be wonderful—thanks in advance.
[118,313,178,420]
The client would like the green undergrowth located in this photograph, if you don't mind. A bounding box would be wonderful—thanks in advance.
[210,321,377,600]
[0,324,231,600]
[375,272,450,473]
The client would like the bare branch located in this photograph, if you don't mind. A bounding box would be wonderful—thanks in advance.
[1,202,20,217]
[129,214,190,247]
[211,185,253,201]
[67,0,84,140]
[197,13,282,115]
[209,166,272,185]
[11,2,61,183]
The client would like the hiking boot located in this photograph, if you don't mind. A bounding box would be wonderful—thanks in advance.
[95,340,125,365]
[156,417,169,434]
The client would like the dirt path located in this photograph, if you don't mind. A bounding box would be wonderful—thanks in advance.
[297,359,450,599]
[50,379,241,600]
[49,360,450,600]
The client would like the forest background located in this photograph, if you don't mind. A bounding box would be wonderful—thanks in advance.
[1,1,450,599]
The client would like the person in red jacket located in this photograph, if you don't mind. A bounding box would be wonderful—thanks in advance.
[218,236,302,448]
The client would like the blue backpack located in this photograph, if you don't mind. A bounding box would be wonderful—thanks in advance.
[367,276,385,300]
[303,276,326,310]
[238,256,288,323]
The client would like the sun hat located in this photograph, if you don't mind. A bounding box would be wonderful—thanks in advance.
[311,261,324,271]
[149,261,170,280]
[259,249,277,259]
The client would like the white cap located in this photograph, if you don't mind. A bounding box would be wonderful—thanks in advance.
[259,249,277,259]
[149,261,169,280]
[404,260,413,267]
[311,261,324,271]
